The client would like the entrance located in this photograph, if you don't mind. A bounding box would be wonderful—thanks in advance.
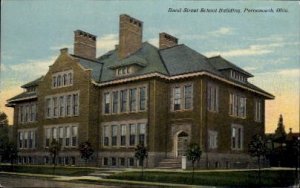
[176,132,189,157]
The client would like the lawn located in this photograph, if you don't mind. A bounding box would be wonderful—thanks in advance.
[109,169,298,187]
[0,165,94,176]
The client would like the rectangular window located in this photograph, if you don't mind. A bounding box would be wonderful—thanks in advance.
[207,84,219,112]
[138,123,146,146]
[46,99,51,118]
[72,126,78,146]
[65,127,70,147]
[128,158,134,167]
[184,85,192,109]
[19,132,23,148]
[25,105,29,122]
[208,130,218,149]
[19,106,24,123]
[139,87,146,111]
[119,158,125,166]
[59,96,65,117]
[111,157,116,166]
[229,93,246,118]
[103,157,108,166]
[46,128,51,147]
[28,131,33,148]
[255,100,262,122]
[104,126,109,146]
[111,125,117,146]
[53,76,57,87]
[66,95,71,116]
[120,125,126,146]
[104,92,110,114]
[129,88,137,112]
[112,91,119,113]
[231,125,243,150]
[129,124,136,146]
[53,97,58,117]
[24,132,28,148]
[73,94,79,115]
[120,90,127,112]
[52,127,57,141]
[173,87,181,111]
[59,127,64,146]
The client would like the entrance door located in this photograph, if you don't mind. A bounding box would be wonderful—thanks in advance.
[177,132,188,157]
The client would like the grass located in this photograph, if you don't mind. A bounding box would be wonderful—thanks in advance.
[109,169,298,187]
[0,164,94,176]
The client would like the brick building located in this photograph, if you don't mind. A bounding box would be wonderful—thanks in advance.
[6,14,274,168]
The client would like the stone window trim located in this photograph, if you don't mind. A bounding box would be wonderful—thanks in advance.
[102,84,148,115]
[254,99,263,122]
[231,124,243,151]
[101,119,147,148]
[18,128,37,150]
[52,69,73,89]
[207,82,219,113]
[18,102,38,124]
[45,90,80,119]
[170,82,194,112]
[44,123,79,149]
[228,92,247,119]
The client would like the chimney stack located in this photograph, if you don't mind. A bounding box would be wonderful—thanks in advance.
[74,30,97,59]
[118,14,143,59]
[159,32,178,49]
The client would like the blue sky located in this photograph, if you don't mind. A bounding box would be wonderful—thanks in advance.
[1,0,299,133]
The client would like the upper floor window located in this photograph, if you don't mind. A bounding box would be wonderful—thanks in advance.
[230,70,247,83]
[116,67,130,76]
[207,83,219,112]
[52,70,73,89]
[229,93,246,118]
[19,102,37,124]
[171,83,193,111]
[45,91,79,119]
[102,85,147,115]
[255,99,262,122]
[231,124,243,150]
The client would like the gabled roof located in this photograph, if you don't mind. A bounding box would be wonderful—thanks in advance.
[21,76,44,88]
[6,91,37,103]
[71,54,103,82]
[208,56,253,77]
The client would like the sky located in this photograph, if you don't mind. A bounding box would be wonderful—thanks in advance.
[0,0,299,133]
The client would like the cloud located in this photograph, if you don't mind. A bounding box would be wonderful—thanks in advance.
[211,27,234,36]
[148,38,159,47]
[204,43,282,57]
[50,44,73,51]
[96,34,118,56]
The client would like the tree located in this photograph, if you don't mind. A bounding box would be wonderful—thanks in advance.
[186,143,202,184]
[274,114,286,144]
[79,141,94,166]
[0,112,9,163]
[4,142,18,168]
[248,134,268,185]
[48,139,61,174]
[134,144,148,180]
[0,112,9,126]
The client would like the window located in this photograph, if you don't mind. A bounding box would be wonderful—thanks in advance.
[112,91,119,113]
[139,87,146,111]
[19,106,23,123]
[52,70,73,88]
[138,123,146,146]
[128,158,134,167]
[104,92,110,114]
[46,99,51,118]
[72,126,78,146]
[25,105,29,122]
[24,132,28,148]
[111,125,117,146]
[173,87,181,111]
[129,88,137,112]
[207,84,219,112]
[59,96,65,117]
[52,127,57,141]
[229,93,246,118]
[103,157,108,166]
[231,125,243,150]
[65,127,70,146]
[19,132,23,148]
[120,90,127,112]
[73,94,79,116]
[46,128,51,147]
[184,85,192,109]
[59,127,64,145]
[19,102,37,123]
[111,157,117,166]
[171,84,193,111]
[120,125,126,146]
[119,158,125,166]
[104,126,109,146]
[129,124,136,146]
[116,67,130,76]
[255,100,262,122]
[53,97,58,117]
[208,130,218,149]
[28,131,33,148]
[230,70,247,83]
[66,95,71,116]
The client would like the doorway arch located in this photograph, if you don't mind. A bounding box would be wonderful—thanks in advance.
[174,131,189,157]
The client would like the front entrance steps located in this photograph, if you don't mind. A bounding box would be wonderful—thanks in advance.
[157,158,182,169]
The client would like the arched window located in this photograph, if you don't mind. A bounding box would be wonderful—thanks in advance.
[57,75,62,87]
[63,74,67,85]
[68,73,73,85]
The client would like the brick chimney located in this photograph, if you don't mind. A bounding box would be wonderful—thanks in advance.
[118,14,143,59]
[74,30,97,59]
[159,32,178,49]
